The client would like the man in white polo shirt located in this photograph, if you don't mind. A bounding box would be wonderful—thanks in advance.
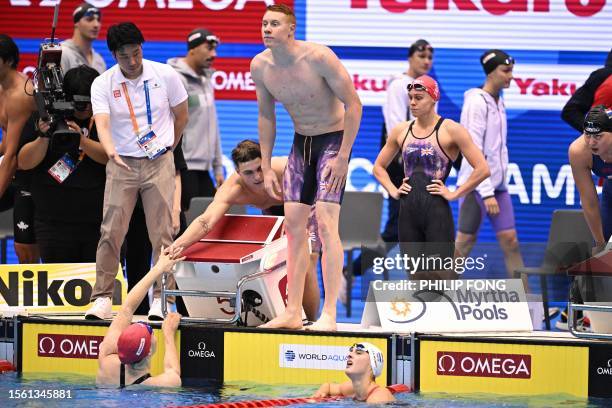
[85,22,188,320]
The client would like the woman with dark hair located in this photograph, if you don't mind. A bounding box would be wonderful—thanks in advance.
[17,65,108,262]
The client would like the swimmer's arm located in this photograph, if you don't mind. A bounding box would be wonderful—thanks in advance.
[315,47,362,157]
[569,138,605,245]
[450,122,490,200]
[99,254,183,358]
[0,101,30,197]
[170,178,238,250]
[313,381,354,398]
[251,57,276,169]
[374,124,404,198]
[145,313,181,387]
[271,156,288,174]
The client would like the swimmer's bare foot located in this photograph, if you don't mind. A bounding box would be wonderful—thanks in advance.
[306,312,337,331]
[259,311,303,329]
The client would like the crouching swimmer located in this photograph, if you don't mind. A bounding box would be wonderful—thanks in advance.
[96,247,185,387]
[313,342,395,403]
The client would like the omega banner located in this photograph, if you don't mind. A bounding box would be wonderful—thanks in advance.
[419,339,589,397]
[0,263,127,314]
[21,321,175,376]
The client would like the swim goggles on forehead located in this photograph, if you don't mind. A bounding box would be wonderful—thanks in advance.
[406,83,428,92]
[502,56,515,65]
[204,35,220,46]
[414,44,433,53]
[349,343,369,353]
[82,9,101,20]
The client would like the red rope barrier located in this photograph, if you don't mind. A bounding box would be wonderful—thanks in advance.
[171,384,412,408]
[0,359,16,373]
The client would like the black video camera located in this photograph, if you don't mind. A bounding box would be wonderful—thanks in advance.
[33,5,81,152]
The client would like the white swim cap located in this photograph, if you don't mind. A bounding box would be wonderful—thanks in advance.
[351,342,384,378]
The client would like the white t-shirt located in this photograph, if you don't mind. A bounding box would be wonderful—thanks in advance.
[91,59,188,157]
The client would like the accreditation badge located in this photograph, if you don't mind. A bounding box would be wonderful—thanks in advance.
[48,153,77,183]
[136,129,167,160]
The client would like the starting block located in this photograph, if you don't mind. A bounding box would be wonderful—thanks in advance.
[161,214,295,325]
[566,249,612,340]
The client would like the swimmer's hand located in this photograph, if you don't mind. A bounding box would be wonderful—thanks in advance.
[483,196,500,215]
[322,155,348,194]
[263,167,282,200]
[426,179,455,200]
[391,177,411,199]
[155,246,185,273]
[163,242,185,257]
[162,312,181,334]
[312,383,331,398]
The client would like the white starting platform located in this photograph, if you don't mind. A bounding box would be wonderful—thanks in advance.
[162,214,298,325]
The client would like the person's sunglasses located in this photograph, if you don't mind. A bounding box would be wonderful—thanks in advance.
[407,83,428,92]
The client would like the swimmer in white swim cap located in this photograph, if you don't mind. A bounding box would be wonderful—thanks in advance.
[313,342,395,403]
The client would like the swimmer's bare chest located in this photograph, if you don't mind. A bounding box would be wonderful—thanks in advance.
[262,62,341,131]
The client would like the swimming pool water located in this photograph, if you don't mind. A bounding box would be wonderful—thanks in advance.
[1,373,610,408]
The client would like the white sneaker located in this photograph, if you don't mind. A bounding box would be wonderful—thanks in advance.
[85,297,112,320]
[148,298,166,321]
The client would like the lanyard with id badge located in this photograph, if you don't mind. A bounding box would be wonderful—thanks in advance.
[48,119,92,183]
[122,80,167,160]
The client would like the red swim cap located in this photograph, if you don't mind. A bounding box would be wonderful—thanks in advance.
[409,75,440,101]
[117,322,152,364]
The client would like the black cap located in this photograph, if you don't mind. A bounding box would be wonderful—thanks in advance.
[187,28,220,50]
[584,105,612,135]
[73,2,101,23]
[409,39,433,57]
[480,49,514,75]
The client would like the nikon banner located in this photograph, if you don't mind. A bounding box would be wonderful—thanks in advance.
[0,263,126,313]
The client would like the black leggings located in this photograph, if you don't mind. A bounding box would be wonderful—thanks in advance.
[398,173,456,278]
[36,221,99,263]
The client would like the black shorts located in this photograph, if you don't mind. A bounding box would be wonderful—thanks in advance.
[13,189,36,244]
